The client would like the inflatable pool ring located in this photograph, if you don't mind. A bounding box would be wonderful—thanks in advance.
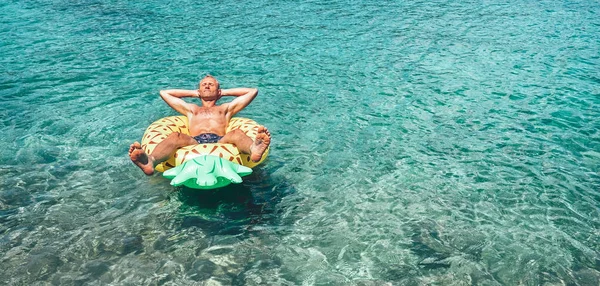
[140,116,269,189]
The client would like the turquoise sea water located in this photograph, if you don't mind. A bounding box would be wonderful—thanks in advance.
[1,0,599,284]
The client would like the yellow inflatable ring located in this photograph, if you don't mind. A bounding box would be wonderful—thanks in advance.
[140,116,269,173]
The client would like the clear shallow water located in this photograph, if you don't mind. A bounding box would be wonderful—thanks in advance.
[1,0,599,284]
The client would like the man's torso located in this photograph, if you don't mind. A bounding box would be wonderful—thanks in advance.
[187,104,230,136]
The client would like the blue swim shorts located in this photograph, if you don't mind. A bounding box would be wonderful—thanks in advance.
[193,133,223,144]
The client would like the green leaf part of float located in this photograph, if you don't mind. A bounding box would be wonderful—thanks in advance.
[163,155,253,189]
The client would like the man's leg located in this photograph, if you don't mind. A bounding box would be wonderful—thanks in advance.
[129,132,197,175]
[219,126,271,162]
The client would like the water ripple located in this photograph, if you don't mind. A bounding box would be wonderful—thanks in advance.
[1,0,600,284]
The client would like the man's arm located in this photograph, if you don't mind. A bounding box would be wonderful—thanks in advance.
[222,88,259,117]
[159,89,199,115]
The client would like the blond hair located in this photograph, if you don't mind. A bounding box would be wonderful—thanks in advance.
[199,74,220,89]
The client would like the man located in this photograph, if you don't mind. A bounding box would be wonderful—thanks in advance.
[129,75,271,175]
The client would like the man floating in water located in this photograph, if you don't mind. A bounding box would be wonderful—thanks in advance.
[129,75,271,175]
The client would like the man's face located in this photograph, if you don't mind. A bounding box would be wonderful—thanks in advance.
[198,77,220,100]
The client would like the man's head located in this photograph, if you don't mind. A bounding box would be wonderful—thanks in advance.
[198,75,221,101]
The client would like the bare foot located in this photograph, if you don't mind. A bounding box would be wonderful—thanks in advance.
[129,142,155,175]
[250,126,271,162]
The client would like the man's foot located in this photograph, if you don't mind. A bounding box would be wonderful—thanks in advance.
[129,142,155,175]
[250,126,271,162]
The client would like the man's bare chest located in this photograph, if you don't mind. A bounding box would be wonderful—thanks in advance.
[192,107,225,119]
